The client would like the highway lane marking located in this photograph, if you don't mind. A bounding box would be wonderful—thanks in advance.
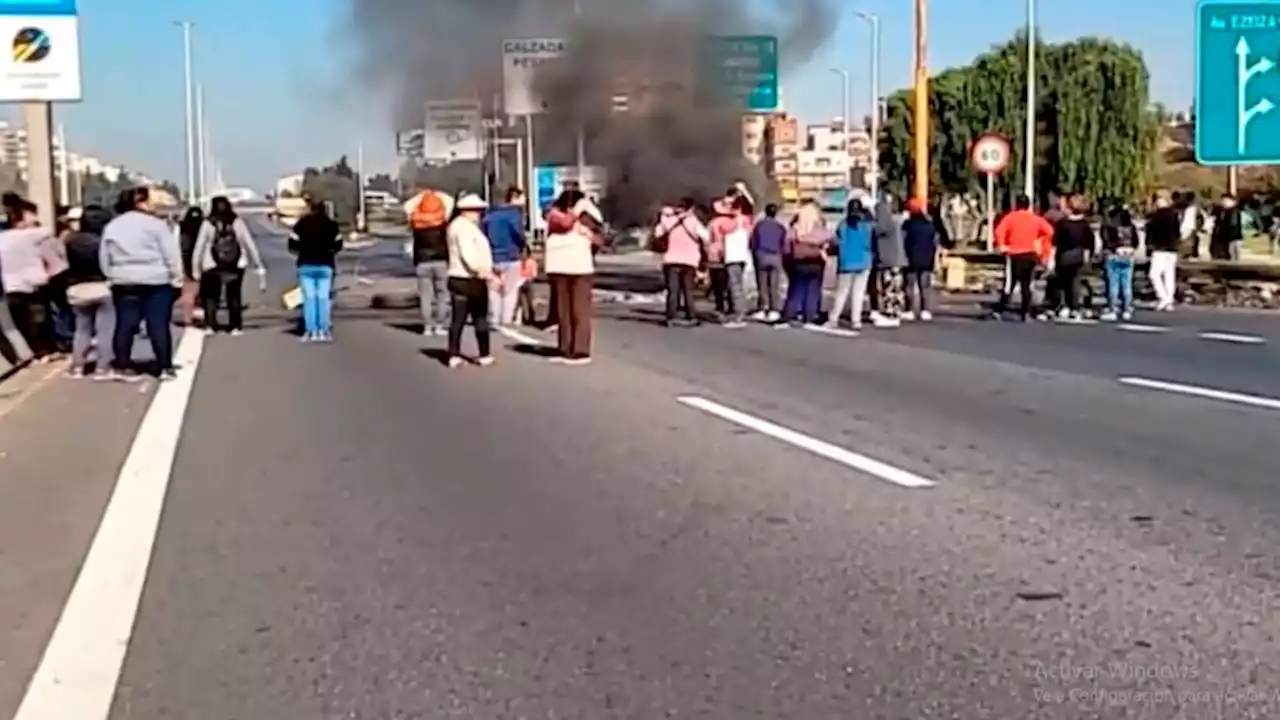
[496,325,547,346]
[1116,323,1168,333]
[804,324,860,338]
[676,395,937,489]
[1197,331,1266,344]
[1117,376,1280,411]
[13,330,208,720]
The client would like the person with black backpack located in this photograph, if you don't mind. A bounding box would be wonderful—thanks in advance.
[191,195,266,335]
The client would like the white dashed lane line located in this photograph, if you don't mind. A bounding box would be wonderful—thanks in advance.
[1197,331,1267,345]
[1116,323,1169,333]
[676,395,937,488]
[1117,377,1280,411]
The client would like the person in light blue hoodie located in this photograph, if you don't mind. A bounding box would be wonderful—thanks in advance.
[481,186,527,326]
[100,186,184,381]
[824,198,874,330]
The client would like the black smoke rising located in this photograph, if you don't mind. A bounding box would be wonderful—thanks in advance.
[342,0,840,225]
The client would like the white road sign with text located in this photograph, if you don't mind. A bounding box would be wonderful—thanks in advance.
[502,38,565,115]
[423,100,482,162]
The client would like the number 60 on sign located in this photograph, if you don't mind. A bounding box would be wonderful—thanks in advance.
[970,132,1011,175]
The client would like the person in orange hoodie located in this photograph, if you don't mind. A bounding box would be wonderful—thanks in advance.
[992,194,1054,321]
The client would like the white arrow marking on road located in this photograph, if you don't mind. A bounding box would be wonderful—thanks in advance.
[1118,376,1280,411]
[677,395,937,488]
[1236,36,1276,154]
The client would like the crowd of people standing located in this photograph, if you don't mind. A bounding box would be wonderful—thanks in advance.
[0,187,267,381]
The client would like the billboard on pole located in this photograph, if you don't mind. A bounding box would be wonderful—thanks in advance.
[423,100,482,162]
[502,38,565,115]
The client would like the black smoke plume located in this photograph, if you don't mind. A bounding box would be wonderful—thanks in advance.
[342,0,839,225]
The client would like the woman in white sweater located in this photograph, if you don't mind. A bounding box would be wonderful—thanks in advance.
[445,193,495,368]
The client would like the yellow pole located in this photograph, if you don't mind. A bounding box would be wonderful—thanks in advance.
[912,0,929,204]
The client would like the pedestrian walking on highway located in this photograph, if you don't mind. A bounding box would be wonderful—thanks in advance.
[0,197,58,360]
[192,196,266,336]
[1210,193,1243,261]
[63,205,115,378]
[481,186,527,327]
[544,191,602,364]
[780,200,832,327]
[749,203,786,321]
[101,186,184,380]
[1098,205,1140,321]
[707,194,753,327]
[405,180,455,336]
[1146,190,1182,312]
[825,197,873,330]
[289,199,343,341]
[870,197,907,328]
[444,193,496,368]
[652,198,707,327]
[901,197,939,322]
[992,194,1054,322]
[176,206,204,327]
[1048,194,1093,321]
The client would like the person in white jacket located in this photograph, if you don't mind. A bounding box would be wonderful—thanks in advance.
[444,193,495,368]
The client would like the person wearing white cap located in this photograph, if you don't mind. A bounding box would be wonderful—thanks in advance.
[444,192,496,368]
[543,189,602,364]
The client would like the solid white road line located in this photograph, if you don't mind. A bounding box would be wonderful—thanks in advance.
[496,326,547,346]
[1117,376,1280,411]
[1117,323,1168,333]
[1197,331,1266,344]
[14,330,207,720]
[676,395,937,489]
[805,324,860,338]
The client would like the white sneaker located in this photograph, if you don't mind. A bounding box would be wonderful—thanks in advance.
[230,329,244,337]
[1100,311,1118,322]
[902,311,916,322]
[447,356,463,368]
[1121,311,1133,321]
[765,311,781,322]
[750,310,767,321]
[919,310,933,322]
[873,316,900,328]
[476,356,495,367]
[1056,307,1071,320]
[421,326,434,337]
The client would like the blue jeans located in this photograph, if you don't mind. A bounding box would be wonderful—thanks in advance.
[1105,255,1135,314]
[298,264,334,334]
[782,263,823,323]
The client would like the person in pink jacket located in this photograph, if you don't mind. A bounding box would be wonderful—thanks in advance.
[706,194,754,327]
[652,197,708,327]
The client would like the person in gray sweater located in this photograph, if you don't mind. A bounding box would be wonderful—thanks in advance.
[871,197,907,327]
[100,186,184,380]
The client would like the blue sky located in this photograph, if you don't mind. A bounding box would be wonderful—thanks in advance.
[3,0,1194,192]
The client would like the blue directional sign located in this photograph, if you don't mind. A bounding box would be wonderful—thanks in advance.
[697,35,779,112]
[1195,0,1280,164]
[0,0,76,15]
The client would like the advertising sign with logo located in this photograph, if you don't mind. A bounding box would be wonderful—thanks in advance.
[395,129,424,158]
[502,38,565,115]
[423,100,482,162]
[0,0,80,101]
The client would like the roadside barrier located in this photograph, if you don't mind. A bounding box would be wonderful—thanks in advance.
[0,286,34,381]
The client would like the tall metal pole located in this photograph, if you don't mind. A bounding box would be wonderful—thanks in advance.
[195,83,206,204]
[828,68,850,145]
[357,142,366,230]
[573,0,585,182]
[861,12,881,202]
[177,21,196,205]
[911,0,929,204]
[1023,0,1036,203]
[526,116,537,231]
[56,123,69,206]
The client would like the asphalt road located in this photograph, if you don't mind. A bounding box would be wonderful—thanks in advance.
[1,222,1278,719]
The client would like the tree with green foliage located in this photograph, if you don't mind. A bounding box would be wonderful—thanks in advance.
[301,156,360,229]
[879,33,1159,209]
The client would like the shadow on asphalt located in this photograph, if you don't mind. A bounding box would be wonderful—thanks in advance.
[508,343,559,358]
[593,269,664,294]
[388,321,426,336]
[419,348,451,366]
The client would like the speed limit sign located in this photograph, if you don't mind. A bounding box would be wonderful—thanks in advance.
[970,132,1011,175]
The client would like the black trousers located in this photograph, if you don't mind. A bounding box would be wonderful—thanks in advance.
[663,264,696,321]
[446,277,491,358]
[997,253,1038,319]
[1053,262,1084,312]
[201,270,245,331]
[111,284,175,372]
[6,290,55,357]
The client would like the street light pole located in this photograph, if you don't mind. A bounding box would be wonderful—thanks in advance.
[176,21,196,206]
[856,11,881,202]
[1023,0,1036,203]
[195,83,206,204]
[573,0,585,183]
[911,0,929,204]
[828,68,850,147]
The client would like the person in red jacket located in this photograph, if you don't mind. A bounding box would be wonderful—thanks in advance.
[992,194,1054,321]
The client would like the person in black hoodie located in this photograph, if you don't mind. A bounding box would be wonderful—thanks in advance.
[1048,194,1094,321]
[63,205,115,378]
[288,200,343,341]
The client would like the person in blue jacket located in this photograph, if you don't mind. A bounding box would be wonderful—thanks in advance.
[824,197,874,330]
[901,197,940,321]
[480,186,527,326]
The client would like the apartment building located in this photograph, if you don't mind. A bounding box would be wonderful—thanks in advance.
[0,121,128,182]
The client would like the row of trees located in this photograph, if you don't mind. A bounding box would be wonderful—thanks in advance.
[878,33,1159,208]
[0,162,181,208]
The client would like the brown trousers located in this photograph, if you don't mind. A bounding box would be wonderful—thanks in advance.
[548,274,593,358]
